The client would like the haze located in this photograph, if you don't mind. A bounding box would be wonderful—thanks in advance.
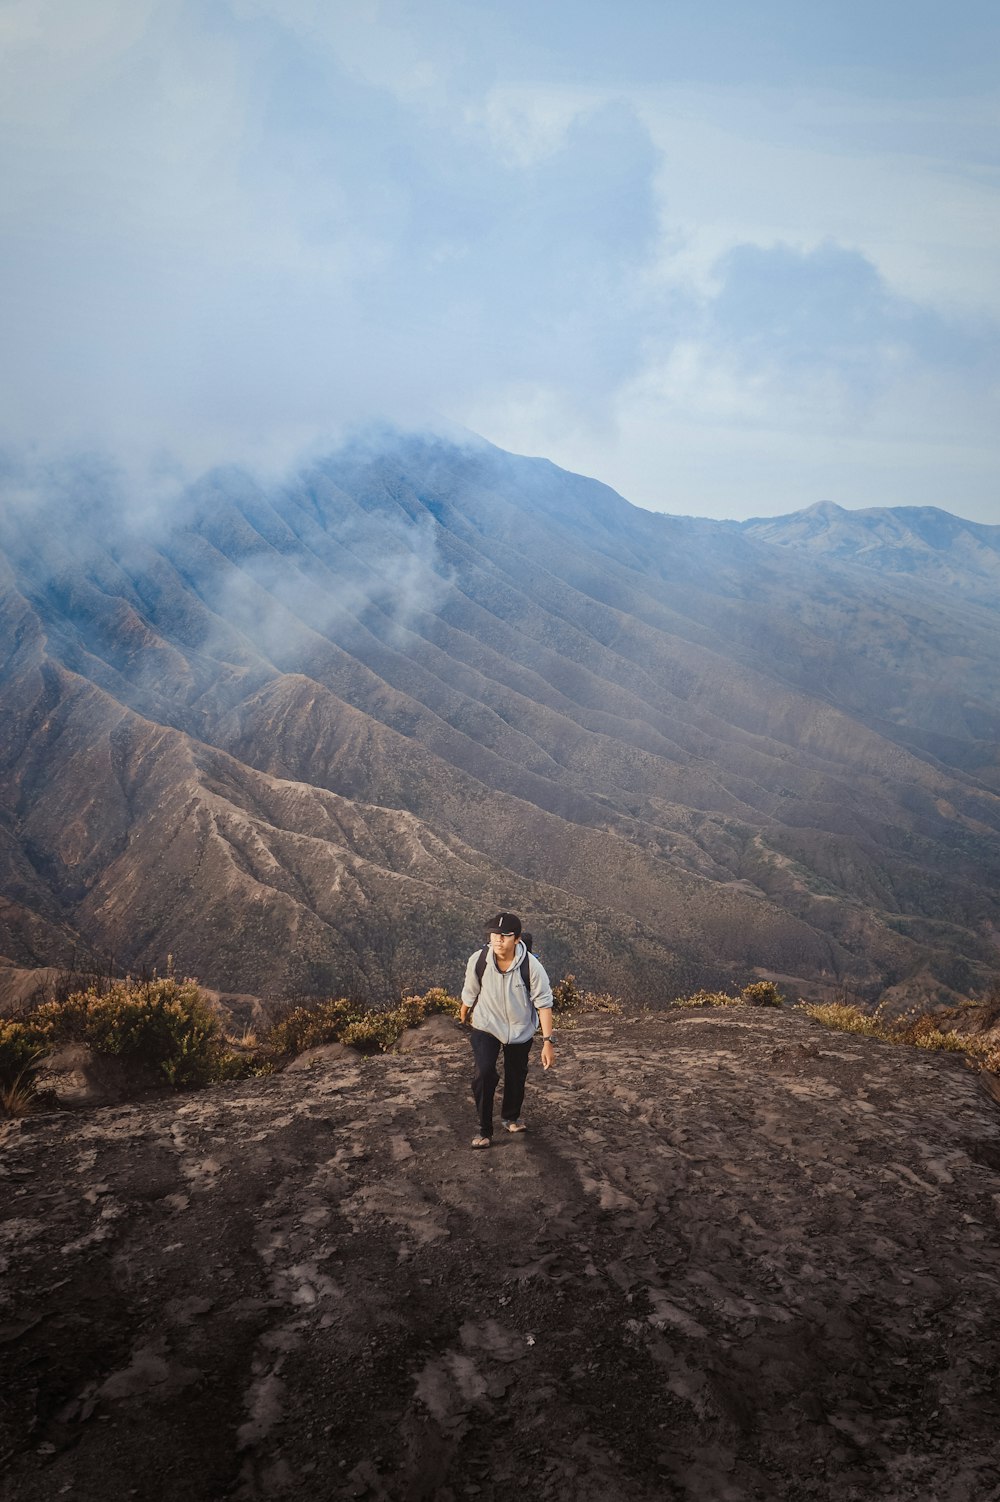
[2,0,998,521]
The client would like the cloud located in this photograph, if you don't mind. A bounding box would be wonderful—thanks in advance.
[0,1,996,521]
[704,240,1000,406]
[0,3,663,470]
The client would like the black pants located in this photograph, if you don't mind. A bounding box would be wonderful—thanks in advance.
[470,1031,533,1138]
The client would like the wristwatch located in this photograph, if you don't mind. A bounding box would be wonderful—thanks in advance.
[542,1035,555,1044]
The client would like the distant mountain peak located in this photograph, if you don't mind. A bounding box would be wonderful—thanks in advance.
[802,499,847,519]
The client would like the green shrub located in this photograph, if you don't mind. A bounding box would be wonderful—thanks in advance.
[212,1049,274,1082]
[266,987,461,1058]
[99,978,220,1087]
[267,997,364,1056]
[672,982,786,1009]
[0,1018,47,1088]
[340,1013,401,1052]
[0,1019,49,1116]
[30,976,222,1088]
[1,976,225,1099]
[342,987,460,1053]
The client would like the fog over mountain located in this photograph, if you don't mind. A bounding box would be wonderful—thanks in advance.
[2,432,999,1009]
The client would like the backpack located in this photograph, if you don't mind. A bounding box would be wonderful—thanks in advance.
[468,943,532,1012]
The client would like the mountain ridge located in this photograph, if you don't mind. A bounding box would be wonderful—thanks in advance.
[1,432,999,1008]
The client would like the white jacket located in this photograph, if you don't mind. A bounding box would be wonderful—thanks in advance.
[461,941,554,1045]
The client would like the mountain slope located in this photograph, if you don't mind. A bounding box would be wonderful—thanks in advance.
[1,433,999,1005]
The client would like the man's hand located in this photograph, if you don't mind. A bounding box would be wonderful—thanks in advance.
[460,1005,471,1025]
[541,1038,554,1070]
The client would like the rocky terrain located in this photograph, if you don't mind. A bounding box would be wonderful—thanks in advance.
[3,1006,1000,1501]
[2,432,1000,1008]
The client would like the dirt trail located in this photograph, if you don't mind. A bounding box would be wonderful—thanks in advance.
[3,1008,1000,1501]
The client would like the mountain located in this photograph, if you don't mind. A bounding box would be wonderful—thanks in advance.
[2,432,999,1008]
[743,500,1000,609]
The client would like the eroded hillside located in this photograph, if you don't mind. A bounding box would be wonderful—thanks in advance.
[2,435,1000,1006]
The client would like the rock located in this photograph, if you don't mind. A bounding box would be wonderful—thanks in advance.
[284,1042,349,1072]
[393,1015,463,1053]
[36,1043,161,1107]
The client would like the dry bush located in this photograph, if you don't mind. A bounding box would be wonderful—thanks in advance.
[671,989,742,1008]
[891,1013,966,1053]
[796,1002,888,1038]
[267,988,461,1058]
[551,975,623,1019]
[1,1072,41,1118]
[799,998,1000,1078]
[552,975,584,1014]
[740,981,785,1008]
[580,991,624,1016]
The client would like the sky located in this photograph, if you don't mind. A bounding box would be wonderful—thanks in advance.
[1,0,998,522]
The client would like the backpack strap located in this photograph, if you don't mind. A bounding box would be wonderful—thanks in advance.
[520,950,531,992]
[467,944,489,1014]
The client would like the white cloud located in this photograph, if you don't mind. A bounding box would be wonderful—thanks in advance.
[0,0,997,520]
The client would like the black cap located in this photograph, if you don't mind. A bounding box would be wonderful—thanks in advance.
[485,911,522,938]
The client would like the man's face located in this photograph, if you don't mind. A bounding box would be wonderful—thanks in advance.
[489,929,518,965]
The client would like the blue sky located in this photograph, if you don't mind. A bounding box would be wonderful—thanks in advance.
[1,0,998,520]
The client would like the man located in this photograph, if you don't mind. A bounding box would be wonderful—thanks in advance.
[460,911,555,1150]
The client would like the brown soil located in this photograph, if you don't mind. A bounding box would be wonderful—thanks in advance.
[3,1008,1000,1501]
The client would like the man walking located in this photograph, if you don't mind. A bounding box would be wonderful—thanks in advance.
[460,912,555,1149]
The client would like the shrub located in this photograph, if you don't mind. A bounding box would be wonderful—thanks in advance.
[0,1018,47,1088]
[267,997,364,1056]
[342,987,460,1053]
[0,1019,49,1117]
[552,975,584,1014]
[892,1013,966,1052]
[30,976,223,1088]
[796,1002,887,1038]
[212,1049,274,1082]
[549,975,624,1018]
[740,981,785,1008]
[672,982,786,1009]
[579,991,624,1017]
[797,997,1000,1079]
[266,987,461,1059]
[97,977,220,1087]
[671,989,741,1008]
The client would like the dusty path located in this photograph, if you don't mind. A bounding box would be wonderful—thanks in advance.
[3,1008,1000,1501]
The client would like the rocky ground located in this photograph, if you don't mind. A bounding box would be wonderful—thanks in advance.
[3,1007,1000,1502]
